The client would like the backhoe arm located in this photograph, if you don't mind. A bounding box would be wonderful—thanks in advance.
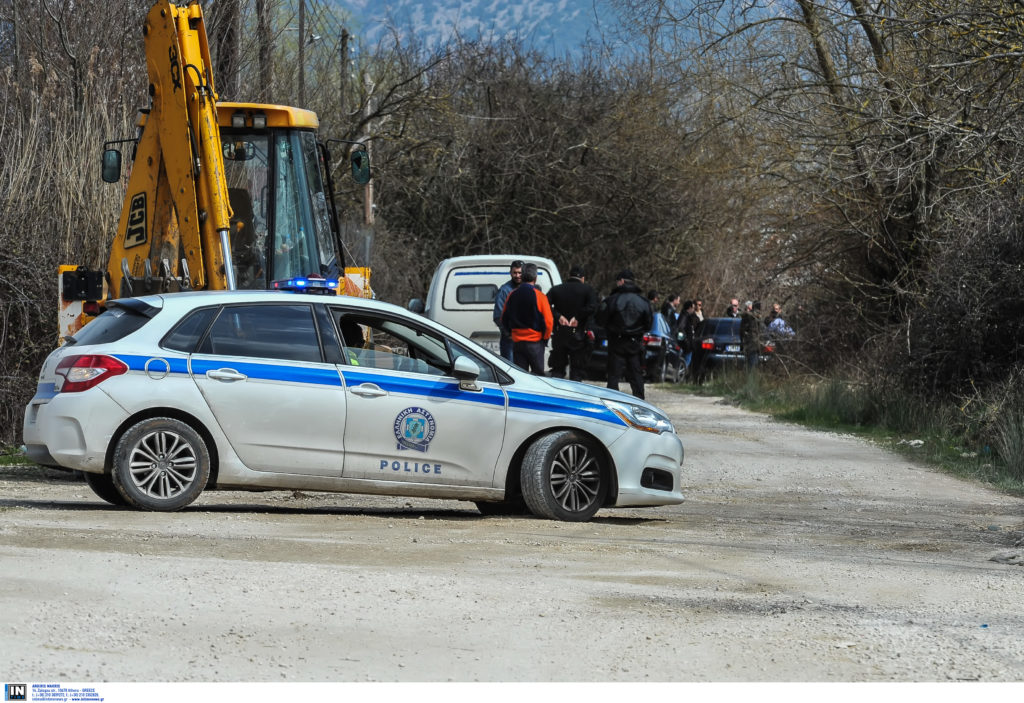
[106,0,234,297]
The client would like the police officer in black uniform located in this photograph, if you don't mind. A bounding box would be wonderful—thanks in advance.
[547,264,598,381]
[596,269,652,399]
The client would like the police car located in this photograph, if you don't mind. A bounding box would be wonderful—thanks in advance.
[23,279,684,522]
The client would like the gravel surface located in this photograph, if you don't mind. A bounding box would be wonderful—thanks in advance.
[1,386,1022,682]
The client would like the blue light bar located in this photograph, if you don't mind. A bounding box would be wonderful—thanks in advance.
[271,277,339,294]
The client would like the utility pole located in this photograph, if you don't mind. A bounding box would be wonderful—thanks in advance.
[298,0,305,106]
[339,27,350,118]
[363,71,375,228]
[256,0,273,103]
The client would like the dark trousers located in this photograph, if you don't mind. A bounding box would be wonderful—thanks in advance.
[499,334,514,362]
[548,338,591,381]
[513,340,546,375]
[606,336,644,399]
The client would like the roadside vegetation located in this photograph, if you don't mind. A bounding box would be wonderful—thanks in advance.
[4,0,1024,478]
[670,360,1024,496]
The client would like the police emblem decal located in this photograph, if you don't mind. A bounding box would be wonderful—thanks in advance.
[394,407,436,452]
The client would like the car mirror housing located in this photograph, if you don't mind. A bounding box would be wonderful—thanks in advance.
[453,355,482,392]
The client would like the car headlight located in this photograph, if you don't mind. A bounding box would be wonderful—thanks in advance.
[603,399,675,434]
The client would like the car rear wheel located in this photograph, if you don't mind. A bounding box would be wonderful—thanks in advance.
[521,430,607,522]
[112,417,210,511]
[474,497,531,516]
[654,353,667,383]
[669,357,682,383]
[83,471,129,507]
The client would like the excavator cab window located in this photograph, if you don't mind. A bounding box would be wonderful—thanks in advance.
[221,128,339,290]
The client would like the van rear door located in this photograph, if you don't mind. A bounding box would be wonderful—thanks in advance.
[439,263,558,354]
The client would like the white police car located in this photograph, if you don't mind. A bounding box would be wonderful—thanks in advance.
[23,281,684,521]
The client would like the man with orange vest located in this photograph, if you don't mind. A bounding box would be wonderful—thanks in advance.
[500,262,553,375]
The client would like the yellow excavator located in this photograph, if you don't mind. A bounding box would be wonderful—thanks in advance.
[59,0,371,341]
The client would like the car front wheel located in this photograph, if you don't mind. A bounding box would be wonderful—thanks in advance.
[112,417,210,511]
[521,430,607,521]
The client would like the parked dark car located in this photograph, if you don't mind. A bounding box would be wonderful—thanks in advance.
[586,313,684,383]
[693,317,775,376]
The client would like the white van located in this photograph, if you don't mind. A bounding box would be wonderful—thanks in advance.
[409,255,562,354]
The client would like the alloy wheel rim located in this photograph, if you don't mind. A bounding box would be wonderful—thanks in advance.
[128,430,198,499]
[549,443,600,513]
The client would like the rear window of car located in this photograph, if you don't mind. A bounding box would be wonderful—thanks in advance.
[198,304,323,363]
[704,318,739,337]
[162,307,219,352]
[69,302,157,346]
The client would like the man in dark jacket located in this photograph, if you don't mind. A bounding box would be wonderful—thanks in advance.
[596,269,652,399]
[492,259,524,361]
[500,263,553,375]
[546,264,598,381]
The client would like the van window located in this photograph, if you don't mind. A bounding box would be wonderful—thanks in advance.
[456,284,497,305]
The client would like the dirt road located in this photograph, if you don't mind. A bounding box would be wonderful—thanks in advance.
[1,387,1022,682]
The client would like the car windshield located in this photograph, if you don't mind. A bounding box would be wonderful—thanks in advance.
[652,313,670,336]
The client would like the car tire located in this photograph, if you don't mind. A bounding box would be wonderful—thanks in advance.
[521,430,607,522]
[669,358,682,383]
[474,497,531,516]
[83,471,130,507]
[111,417,210,511]
[654,352,667,383]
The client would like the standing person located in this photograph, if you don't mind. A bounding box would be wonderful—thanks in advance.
[661,294,681,328]
[492,260,524,361]
[500,263,553,375]
[547,264,598,381]
[596,270,652,399]
[740,300,762,370]
[647,290,661,315]
[723,298,740,317]
[679,299,696,370]
[688,299,709,383]
[767,302,795,340]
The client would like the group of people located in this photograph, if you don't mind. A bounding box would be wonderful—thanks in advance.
[492,260,651,398]
[492,259,795,398]
[659,296,795,375]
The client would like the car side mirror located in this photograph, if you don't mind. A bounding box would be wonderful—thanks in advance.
[351,149,371,184]
[452,355,482,392]
[101,148,122,183]
[408,298,425,314]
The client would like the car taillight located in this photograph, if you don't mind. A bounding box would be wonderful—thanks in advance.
[643,334,659,346]
[701,338,714,350]
[763,341,775,353]
[55,354,128,392]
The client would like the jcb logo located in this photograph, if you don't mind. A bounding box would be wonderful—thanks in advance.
[124,193,147,248]
[169,44,182,92]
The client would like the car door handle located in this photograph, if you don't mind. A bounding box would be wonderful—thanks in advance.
[206,368,248,382]
[351,383,387,397]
